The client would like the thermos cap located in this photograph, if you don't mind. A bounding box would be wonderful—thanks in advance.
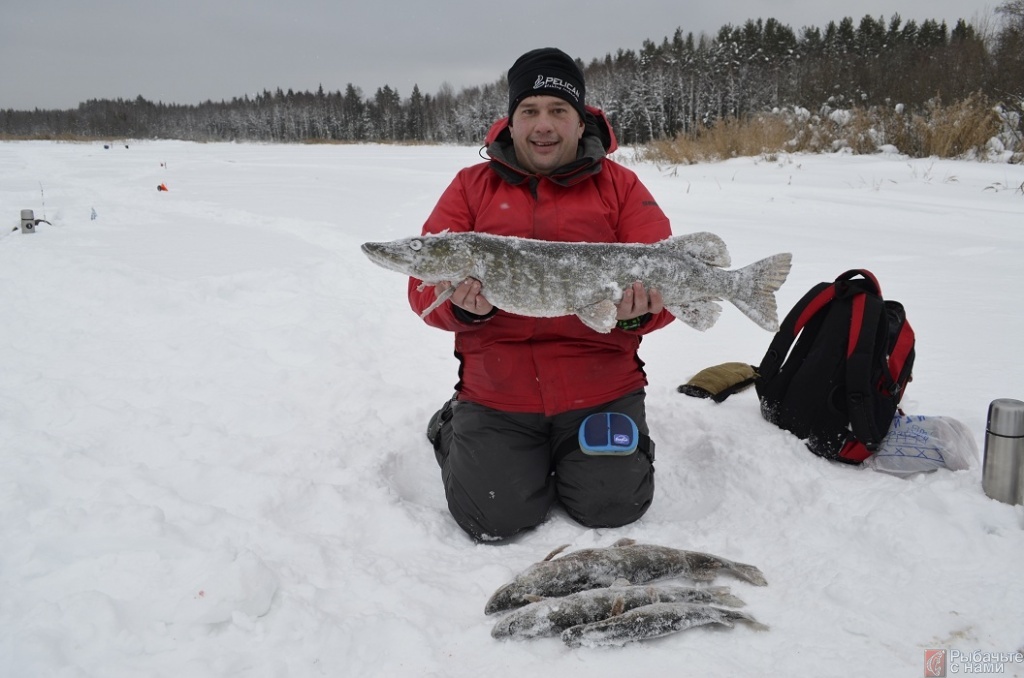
[987,398,1024,438]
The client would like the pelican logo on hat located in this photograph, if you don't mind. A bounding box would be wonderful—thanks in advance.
[532,74,581,103]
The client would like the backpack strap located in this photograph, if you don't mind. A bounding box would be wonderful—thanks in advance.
[886,301,915,397]
[836,268,882,295]
[843,288,888,453]
[757,281,833,381]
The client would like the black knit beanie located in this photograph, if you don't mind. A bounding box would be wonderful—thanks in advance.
[507,47,586,121]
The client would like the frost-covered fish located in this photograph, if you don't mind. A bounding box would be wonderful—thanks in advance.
[361,231,791,333]
[490,581,745,640]
[484,538,767,615]
[560,602,768,648]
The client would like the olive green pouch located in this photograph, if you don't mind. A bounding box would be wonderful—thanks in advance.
[677,362,757,403]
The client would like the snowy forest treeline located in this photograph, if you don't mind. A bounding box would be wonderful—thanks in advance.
[3,10,1023,146]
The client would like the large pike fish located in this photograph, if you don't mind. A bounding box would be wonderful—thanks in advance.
[490,581,745,640]
[361,231,791,333]
[560,601,768,648]
[484,538,767,615]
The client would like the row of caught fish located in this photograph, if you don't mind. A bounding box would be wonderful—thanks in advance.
[485,538,769,647]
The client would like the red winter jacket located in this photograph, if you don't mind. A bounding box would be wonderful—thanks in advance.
[408,108,675,416]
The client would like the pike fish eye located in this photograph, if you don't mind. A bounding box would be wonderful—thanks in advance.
[410,239,423,252]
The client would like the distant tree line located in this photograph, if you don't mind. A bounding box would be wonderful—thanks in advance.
[3,8,1022,146]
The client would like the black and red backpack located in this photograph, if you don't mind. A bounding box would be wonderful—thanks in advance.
[755,269,916,463]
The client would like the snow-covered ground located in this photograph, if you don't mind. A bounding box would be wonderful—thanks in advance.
[1,140,1023,677]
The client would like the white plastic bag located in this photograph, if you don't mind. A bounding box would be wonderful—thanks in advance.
[866,414,978,476]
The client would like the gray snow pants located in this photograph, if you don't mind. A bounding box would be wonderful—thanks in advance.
[430,390,655,542]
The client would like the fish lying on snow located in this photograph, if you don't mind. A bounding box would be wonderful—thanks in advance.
[560,602,768,648]
[491,581,745,640]
[361,231,792,333]
[484,538,767,615]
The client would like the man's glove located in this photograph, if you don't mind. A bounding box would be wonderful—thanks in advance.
[677,362,757,403]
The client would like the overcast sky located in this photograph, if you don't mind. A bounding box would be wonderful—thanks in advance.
[1,0,1000,111]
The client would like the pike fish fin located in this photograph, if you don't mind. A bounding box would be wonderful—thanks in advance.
[419,284,454,319]
[576,300,618,333]
[667,301,722,331]
[703,586,746,608]
[543,544,571,561]
[726,608,770,632]
[724,559,769,587]
[660,232,731,267]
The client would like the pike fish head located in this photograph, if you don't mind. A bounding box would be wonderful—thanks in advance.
[361,234,474,283]
[490,606,543,639]
[485,561,559,615]
[485,580,530,615]
[485,557,594,614]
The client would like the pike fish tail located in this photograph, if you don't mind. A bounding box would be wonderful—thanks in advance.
[728,252,792,332]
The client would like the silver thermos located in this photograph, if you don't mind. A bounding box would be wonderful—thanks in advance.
[982,398,1024,505]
